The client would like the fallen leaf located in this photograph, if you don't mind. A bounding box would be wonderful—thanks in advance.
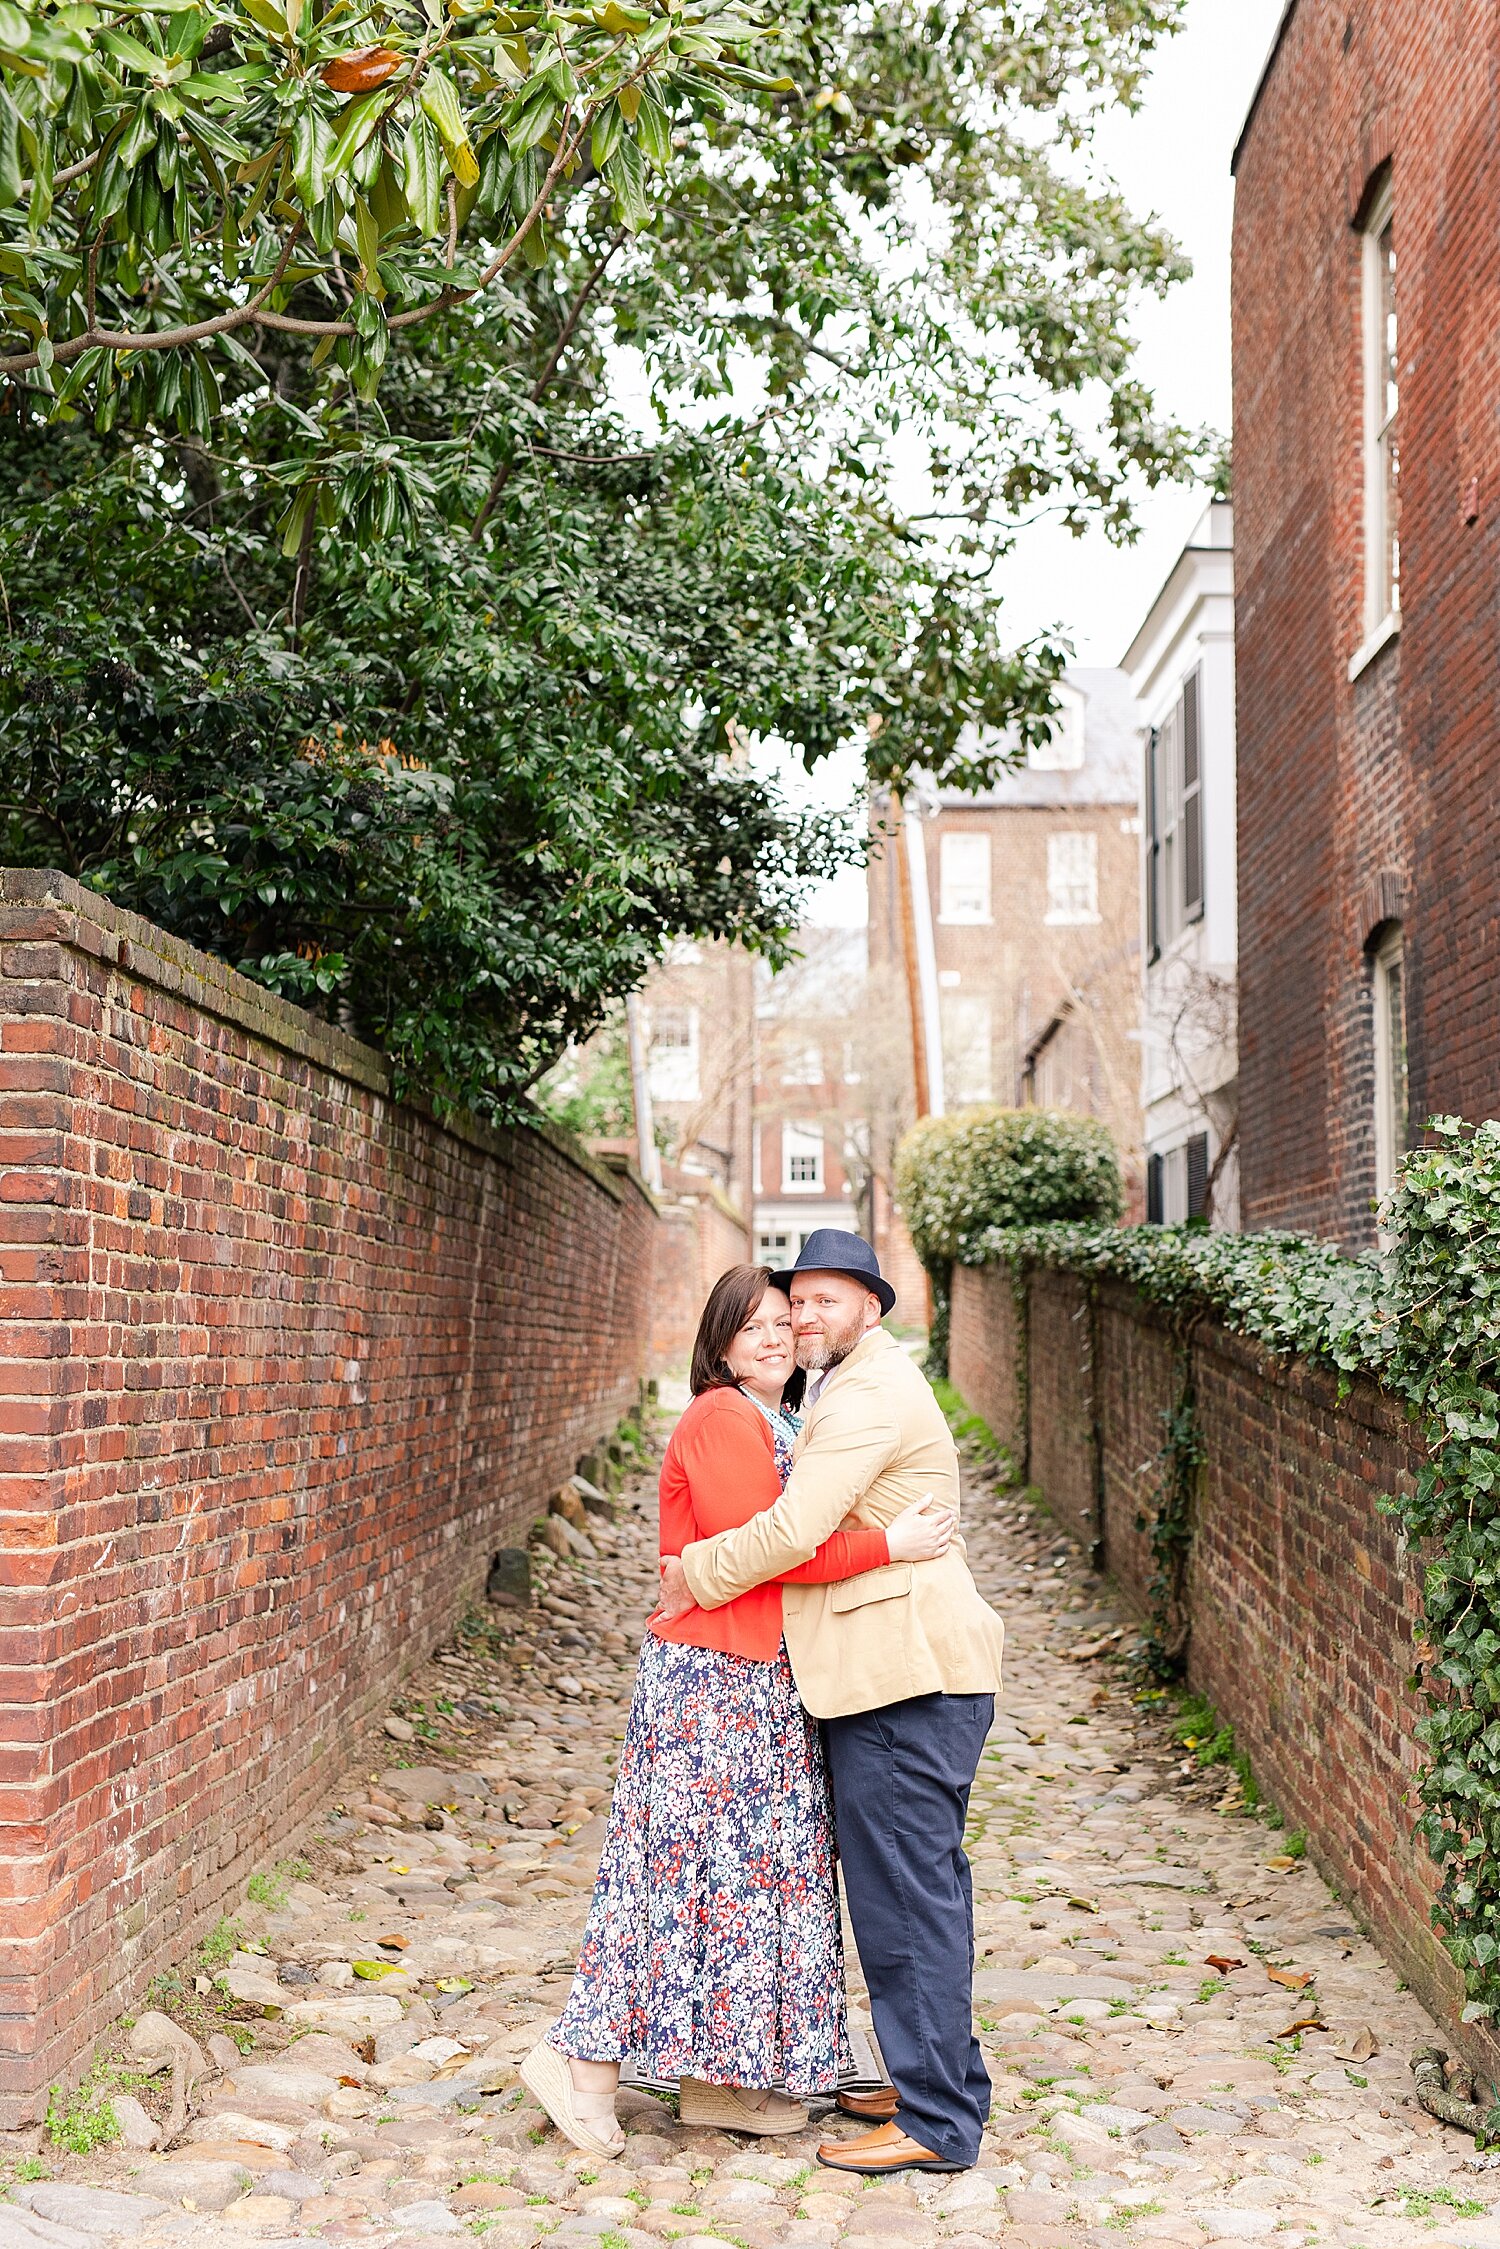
[435,1976,473,1994]
[337,2074,362,2088]
[1334,2026,1379,2063]
[1273,2012,1325,2038]
[1205,1954,1246,1973]
[376,1934,408,1952]
[1062,1629,1125,1662]
[1266,1854,1298,1871]
[1068,1896,1099,1913]
[352,1959,403,1980]
[1266,1965,1314,1991]
[1022,1730,1048,1745]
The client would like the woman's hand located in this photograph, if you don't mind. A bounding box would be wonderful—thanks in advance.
[648,1553,697,1631]
[886,1494,956,1564]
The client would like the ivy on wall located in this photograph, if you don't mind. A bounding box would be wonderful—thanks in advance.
[974,1118,1500,2032]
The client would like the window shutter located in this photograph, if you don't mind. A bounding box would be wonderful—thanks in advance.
[1186,1131,1209,1220]
[1145,727,1161,961]
[1146,1151,1164,1225]
[1182,667,1203,921]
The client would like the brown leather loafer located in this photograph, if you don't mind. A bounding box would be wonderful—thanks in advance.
[816,2120,966,2174]
[836,2086,899,2122]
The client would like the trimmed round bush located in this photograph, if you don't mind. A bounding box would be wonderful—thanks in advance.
[894,1107,1122,1372]
[896,1106,1123,1265]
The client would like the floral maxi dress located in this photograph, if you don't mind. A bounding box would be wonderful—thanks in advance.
[549,1402,853,2095]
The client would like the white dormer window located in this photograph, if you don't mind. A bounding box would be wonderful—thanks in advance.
[1028,685,1085,770]
[782,1122,824,1192]
[647,1005,699,1100]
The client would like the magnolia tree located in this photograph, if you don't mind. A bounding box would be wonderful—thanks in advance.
[0,0,1205,1120]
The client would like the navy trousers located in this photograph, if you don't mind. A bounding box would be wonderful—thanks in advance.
[822,1692,994,2166]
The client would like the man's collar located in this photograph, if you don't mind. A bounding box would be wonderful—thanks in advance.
[805,1323,891,1405]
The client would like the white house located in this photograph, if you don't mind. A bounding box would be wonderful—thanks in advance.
[1121,499,1239,1227]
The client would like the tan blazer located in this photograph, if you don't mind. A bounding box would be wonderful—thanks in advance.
[679,1327,1005,1720]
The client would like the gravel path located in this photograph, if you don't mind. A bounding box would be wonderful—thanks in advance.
[4,1412,1497,2249]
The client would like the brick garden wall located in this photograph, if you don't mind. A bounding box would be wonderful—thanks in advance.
[951,1259,1464,2039]
[645,1176,751,1371]
[0,870,660,2125]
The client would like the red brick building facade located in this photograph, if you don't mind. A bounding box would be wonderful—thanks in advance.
[1232,0,1500,1243]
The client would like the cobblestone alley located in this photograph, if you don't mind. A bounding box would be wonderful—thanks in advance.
[4,1416,1497,2249]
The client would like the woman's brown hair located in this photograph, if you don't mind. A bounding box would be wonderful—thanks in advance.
[689,1263,806,1412]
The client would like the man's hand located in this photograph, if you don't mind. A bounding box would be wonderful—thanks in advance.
[649,1553,697,1631]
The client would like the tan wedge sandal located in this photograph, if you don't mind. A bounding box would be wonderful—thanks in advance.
[678,2079,810,2135]
[519,2039,625,2160]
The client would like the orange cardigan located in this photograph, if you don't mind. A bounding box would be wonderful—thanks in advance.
[652,1385,890,1663]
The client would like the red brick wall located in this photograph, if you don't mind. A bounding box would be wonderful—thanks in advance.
[1233,1,1500,1245]
[1024,1270,1099,1557]
[0,871,659,2124]
[947,1264,1026,1469]
[646,1182,751,1369]
[950,1258,1465,2040]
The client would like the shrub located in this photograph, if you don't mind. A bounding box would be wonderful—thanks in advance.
[894,1108,1122,1371]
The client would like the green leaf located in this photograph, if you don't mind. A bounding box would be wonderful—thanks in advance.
[399,108,443,237]
[353,192,383,294]
[633,87,671,170]
[328,87,394,178]
[236,0,294,40]
[601,134,648,230]
[99,26,168,74]
[290,101,335,207]
[589,99,623,173]
[502,79,557,157]
[418,65,478,188]
[0,86,21,210]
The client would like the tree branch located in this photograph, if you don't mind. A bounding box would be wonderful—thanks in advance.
[470,224,626,543]
[0,224,304,376]
[0,103,582,378]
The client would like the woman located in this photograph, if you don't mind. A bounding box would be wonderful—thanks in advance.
[522,1264,953,2157]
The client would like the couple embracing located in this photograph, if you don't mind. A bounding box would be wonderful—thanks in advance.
[522,1231,1005,2175]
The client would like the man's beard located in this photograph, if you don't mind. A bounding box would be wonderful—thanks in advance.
[795,1309,866,1372]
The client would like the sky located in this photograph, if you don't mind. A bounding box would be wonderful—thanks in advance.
[783,0,1286,928]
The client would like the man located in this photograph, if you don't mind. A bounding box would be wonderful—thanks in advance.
[653,1230,1004,2176]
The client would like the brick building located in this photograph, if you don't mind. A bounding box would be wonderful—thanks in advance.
[750,929,868,1271]
[867,668,1147,1222]
[640,939,755,1217]
[1231,0,1500,1243]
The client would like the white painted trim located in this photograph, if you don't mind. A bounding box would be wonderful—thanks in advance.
[1360,174,1397,640]
[1347,609,1401,682]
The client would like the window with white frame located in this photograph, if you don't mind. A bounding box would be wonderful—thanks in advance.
[1372,924,1409,1205]
[1145,666,1204,958]
[1028,684,1085,770]
[1361,174,1398,637]
[938,830,991,923]
[779,1039,822,1086]
[941,994,994,1106]
[647,1004,700,1100]
[781,1121,824,1192]
[1045,831,1099,925]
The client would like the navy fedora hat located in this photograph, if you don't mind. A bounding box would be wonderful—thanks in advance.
[771,1228,896,1317]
